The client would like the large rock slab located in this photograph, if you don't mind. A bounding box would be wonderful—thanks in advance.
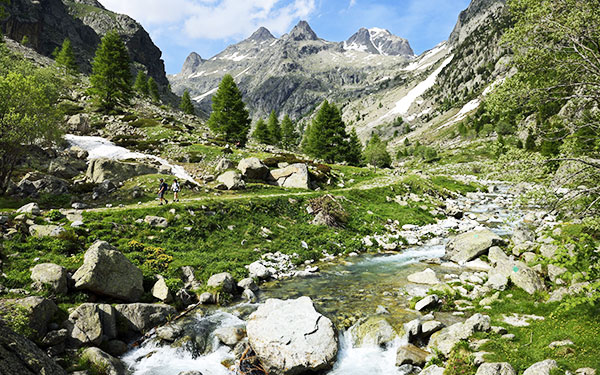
[29,225,66,238]
[523,359,557,375]
[66,303,116,346]
[86,158,159,183]
[73,241,144,302]
[476,363,516,375]
[115,303,176,333]
[237,157,269,180]
[396,344,430,367]
[349,315,398,348]
[489,250,545,295]
[4,297,57,339]
[428,314,490,356]
[0,320,67,375]
[217,171,245,190]
[31,263,68,294]
[246,297,338,375]
[270,163,310,189]
[207,272,236,294]
[445,229,504,264]
[16,203,40,215]
[81,347,129,375]
[407,268,440,285]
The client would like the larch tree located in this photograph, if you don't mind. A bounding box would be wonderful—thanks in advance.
[207,74,251,146]
[252,118,270,144]
[267,110,281,145]
[148,77,160,102]
[302,100,350,163]
[345,128,363,166]
[55,38,78,74]
[134,70,149,96]
[280,114,299,150]
[89,30,132,109]
[180,90,195,115]
[363,133,391,169]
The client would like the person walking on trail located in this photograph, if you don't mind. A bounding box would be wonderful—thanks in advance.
[157,178,169,205]
[172,179,181,202]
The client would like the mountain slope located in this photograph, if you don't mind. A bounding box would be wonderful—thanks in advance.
[0,0,168,86]
[169,21,415,119]
[344,27,414,56]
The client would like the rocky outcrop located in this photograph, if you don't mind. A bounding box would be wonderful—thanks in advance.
[237,158,270,180]
[81,347,129,375]
[428,313,490,356]
[216,171,245,190]
[115,303,176,333]
[73,241,144,301]
[270,163,310,189]
[1,0,168,86]
[29,225,66,238]
[246,297,338,375]
[66,303,116,346]
[488,247,545,295]
[349,315,399,348]
[0,320,67,375]
[86,158,159,183]
[444,229,504,264]
[206,272,236,294]
[31,263,68,294]
[396,344,430,367]
[16,202,40,215]
[523,359,557,375]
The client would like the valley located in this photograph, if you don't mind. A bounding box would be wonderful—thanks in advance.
[0,0,599,374]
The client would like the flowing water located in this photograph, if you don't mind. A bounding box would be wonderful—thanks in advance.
[123,184,523,375]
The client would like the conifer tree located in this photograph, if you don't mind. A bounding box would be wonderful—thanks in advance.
[180,90,195,115]
[148,77,160,102]
[134,70,149,96]
[302,100,349,163]
[363,133,391,169]
[345,128,363,166]
[90,30,132,109]
[267,110,281,145]
[280,114,298,150]
[55,38,78,74]
[207,74,251,146]
[252,118,270,144]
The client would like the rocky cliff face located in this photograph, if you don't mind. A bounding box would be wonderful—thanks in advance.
[169,20,414,119]
[0,0,168,86]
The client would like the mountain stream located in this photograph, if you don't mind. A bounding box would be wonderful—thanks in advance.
[122,184,523,375]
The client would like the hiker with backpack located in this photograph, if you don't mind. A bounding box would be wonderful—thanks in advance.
[157,178,169,205]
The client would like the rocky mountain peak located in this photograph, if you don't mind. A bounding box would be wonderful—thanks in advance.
[181,52,204,76]
[344,27,414,56]
[248,26,275,43]
[288,20,318,41]
[449,0,507,45]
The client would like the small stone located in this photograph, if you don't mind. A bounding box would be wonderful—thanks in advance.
[415,294,440,311]
[502,334,515,340]
[199,292,214,304]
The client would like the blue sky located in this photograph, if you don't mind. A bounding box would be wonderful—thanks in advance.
[98,0,471,74]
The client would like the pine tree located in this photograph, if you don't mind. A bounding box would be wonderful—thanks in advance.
[90,30,132,109]
[363,133,391,169]
[280,114,298,150]
[55,38,78,73]
[207,74,251,146]
[252,118,270,144]
[267,110,281,145]
[302,100,349,163]
[148,77,160,102]
[180,90,195,115]
[134,70,149,96]
[345,128,363,166]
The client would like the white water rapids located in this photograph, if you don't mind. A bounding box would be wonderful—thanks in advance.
[64,134,198,185]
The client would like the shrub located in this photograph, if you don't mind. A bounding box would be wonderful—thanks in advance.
[0,303,33,337]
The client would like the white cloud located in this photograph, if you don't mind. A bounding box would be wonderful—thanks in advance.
[348,0,357,7]
[98,0,316,40]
